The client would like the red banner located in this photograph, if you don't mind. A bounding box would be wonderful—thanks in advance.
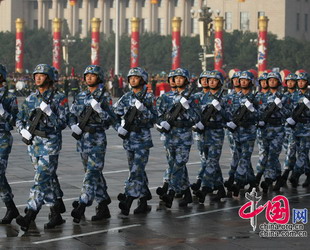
[130,31,139,68]
[214,30,223,70]
[172,31,181,70]
[91,30,100,65]
[53,31,61,70]
[15,31,24,73]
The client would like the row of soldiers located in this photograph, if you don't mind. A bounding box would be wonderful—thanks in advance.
[0,63,309,233]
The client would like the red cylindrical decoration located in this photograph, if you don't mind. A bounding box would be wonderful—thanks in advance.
[91,18,101,65]
[214,16,224,70]
[171,17,182,70]
[15,18,25,73]
[52,18,62,71]
[257,16,269,76]
[69,0,77,6]
[130,17,140,68]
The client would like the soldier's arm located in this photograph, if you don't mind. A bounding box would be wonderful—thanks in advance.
[47,94,69,130]
[16,98,30,133]
[1,94,19,127]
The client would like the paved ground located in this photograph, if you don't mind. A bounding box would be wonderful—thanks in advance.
[0,97,309,249]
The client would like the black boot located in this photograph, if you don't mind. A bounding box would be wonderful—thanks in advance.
[156,182,168,199]
[246,182,258,193]
[273,176,282,191]
[255,172,263,186]
[179,188,193,207]
[0,200,20,224]
[71,202,86,223]
[117,193,126,201]
[261,178,273,193]
[195,186,213,204]
[211,185,226,202]
[289,172,301,188]
[133,197,152,214]
[44,206,65,229]
[302,174,310,187]
[231,183,242,197]
[16,209,37,232]
[91,199,111,221]
[162,190,175,208]
[55,198,66,214]
[191,179,202,192]
[224,176,234,191]
[119,196,135,216]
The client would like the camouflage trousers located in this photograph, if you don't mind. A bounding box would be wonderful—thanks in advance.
[196,140,207,180]
[125,149,150,198]
[293,136,310,175]
[28,155,58,211]
[51,154,63,199]
[0,155,14,203]
[200,143,224,189]
[283,133,297,171]
[79,152,110,205]
[234,140,256,185]
[264,135,284,181]
[162,145,173,183]
[256,133,268,175]
[166,145,191,193]
[226,130,239,178]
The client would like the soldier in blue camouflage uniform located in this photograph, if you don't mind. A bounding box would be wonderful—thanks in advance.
[69,65,114,223]
[223,71,242,193]
[0,64,20,224]
[156,68,200,208]
[225,71,258,196]
[114,67,157,215]
[255,73,270,186]
[193,70,227,203]
[16,64,69,231]
[274,73,299,190]
[156,70,178,200]
[286,72,310,188]
[257,72,291,193]
[190,70,211,194]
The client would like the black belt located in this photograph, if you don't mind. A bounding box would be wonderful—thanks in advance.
[239,121,256,128]
[204,121,223,129]
[84,125,105,133]
[171,121,193,128]
[266,118,282,126]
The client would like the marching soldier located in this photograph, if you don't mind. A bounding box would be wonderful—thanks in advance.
[191,70,211,194]
[274,73,299,190]
[286,72,310,188]
[255,72,270,186]
[69,65,114,223]
[16,64,69,231]
[257,72,291,193]
[156,70,178,199]
[225,71,258,196]
[156,68,200,208]
[114,67,157,216]
[193,70,227,202]
[0,64,20,224]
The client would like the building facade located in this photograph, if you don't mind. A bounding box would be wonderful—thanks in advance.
[0,0,309,40]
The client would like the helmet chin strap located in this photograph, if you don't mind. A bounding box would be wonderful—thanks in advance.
[88,82,99,88]
[269,86,278,89]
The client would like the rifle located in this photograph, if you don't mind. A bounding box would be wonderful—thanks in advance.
[200,90,224,128]
[228,95,255,132]
[290,102,307,126]
[261,102,279,123]
[22,91,54,145]
[156,84,196,133]
[72,89,105,140]
[118,87,148,139]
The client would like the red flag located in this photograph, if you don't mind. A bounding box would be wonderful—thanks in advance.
[71,67,75,77]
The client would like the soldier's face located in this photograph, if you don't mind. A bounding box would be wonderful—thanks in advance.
[85,73,98,85]
[298,79,308,89]
[169,77,176,88]
[287,80,296,89]
[200,77,209,88]
[233,77,240,87]
[260,80,268,89]
[35,73,48,86]
[209,78,219,89]
[129,76,141,87]
[240,78,250,88]
[268,78,279,88]
[175,76,186,87]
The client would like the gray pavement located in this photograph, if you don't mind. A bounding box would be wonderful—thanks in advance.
[0,97,309,249]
